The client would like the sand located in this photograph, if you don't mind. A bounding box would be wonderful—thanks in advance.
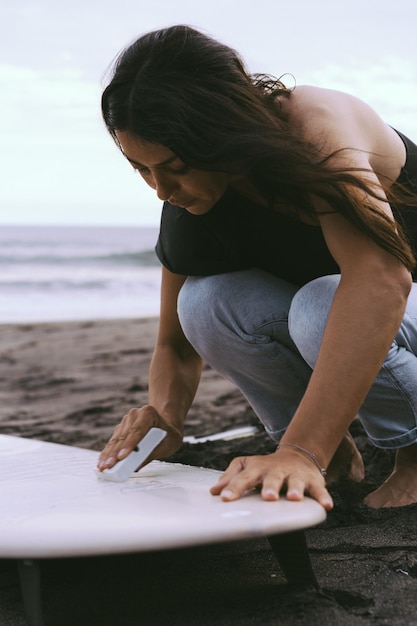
[1,317,417,625]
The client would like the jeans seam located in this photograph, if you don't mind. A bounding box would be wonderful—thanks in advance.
[264,341,312,389]
[253,317,289,333]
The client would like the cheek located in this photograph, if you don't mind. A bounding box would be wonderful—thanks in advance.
[197,174,229,196]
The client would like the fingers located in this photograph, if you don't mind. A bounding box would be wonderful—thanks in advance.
[283,475,333,510]
[210,453,334,510]
[210,457,251,498]
[97,405,161,470]
[306,484,334,510]
[211,455,282,501]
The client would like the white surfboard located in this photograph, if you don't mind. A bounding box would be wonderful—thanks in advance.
[0,434,326,558]
[0,434,326,625]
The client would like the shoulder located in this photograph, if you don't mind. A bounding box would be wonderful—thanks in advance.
[284,86,377,151]
[281,85,405,173]
[287,85,369,116]
[285,86,375,126]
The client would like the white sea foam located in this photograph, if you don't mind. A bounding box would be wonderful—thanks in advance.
[0,225,161,323]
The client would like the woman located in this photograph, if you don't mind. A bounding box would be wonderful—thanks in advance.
[97,25,417,509]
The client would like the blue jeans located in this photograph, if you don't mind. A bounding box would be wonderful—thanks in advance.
[177,269,417,449]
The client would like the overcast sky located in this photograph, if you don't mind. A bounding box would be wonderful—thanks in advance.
[1,0,416,226]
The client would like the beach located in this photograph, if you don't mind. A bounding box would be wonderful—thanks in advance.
[1,316,417,625]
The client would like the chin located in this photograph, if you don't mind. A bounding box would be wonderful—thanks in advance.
[184,199,216,215]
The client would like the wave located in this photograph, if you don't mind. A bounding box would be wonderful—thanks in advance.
[0,249,160,267]
[0,280,112,291]
[0,226,163,322]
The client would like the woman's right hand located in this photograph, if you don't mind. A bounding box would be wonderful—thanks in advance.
[97,405,183,471]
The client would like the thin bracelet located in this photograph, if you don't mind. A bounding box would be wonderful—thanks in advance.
[278,442,327,477]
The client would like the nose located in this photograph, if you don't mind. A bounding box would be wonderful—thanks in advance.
[152,171,178,202]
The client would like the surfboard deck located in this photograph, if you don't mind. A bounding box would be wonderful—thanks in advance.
[0,435,326,625]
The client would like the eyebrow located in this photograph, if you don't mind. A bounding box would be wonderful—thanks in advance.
[124,153,179,169]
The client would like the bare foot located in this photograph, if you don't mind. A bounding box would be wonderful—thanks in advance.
[326,431,365,485]
[365,443,417,508]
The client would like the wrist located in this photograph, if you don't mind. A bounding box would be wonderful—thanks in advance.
[277,442,327,477]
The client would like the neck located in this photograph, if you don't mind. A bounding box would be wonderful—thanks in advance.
[230,177,269,207]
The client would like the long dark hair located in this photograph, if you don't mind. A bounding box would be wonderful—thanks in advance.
[102,24,416,272]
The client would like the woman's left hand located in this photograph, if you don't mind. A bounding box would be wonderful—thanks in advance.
[210,447,334,510]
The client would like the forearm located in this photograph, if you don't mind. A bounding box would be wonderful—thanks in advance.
[283,275,410,466]
[148,344,203,435]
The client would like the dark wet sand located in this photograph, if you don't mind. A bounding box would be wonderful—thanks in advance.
[1,317,416,625]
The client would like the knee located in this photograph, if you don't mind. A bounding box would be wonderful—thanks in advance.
[177,275,225,342]
[288,275,340,367]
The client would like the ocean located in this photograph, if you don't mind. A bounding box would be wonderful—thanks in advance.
[0,225,162,324]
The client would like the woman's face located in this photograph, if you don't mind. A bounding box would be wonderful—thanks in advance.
[116,131,231,215]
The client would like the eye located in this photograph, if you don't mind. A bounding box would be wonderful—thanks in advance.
[134,166,150,175]
[169,164,190,175]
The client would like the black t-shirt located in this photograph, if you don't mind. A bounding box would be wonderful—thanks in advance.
[156,130,417,284]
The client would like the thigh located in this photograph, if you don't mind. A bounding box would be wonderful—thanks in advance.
[178,268,300,347]
[178,269,311,439]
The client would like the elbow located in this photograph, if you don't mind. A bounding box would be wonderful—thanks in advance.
[401,268,413,299]
[343,257,412,311]
[374,262,412,312]
[390,263,412,301]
